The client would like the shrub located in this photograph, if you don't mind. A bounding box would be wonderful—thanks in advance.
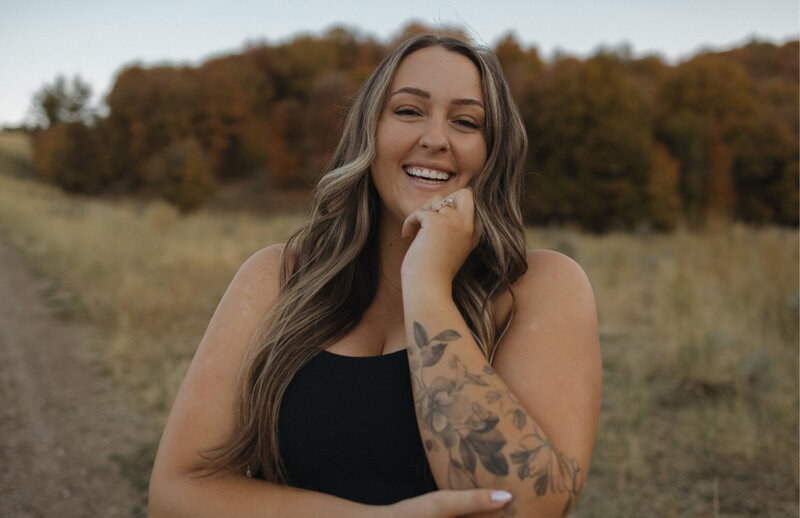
[144,139,216,213]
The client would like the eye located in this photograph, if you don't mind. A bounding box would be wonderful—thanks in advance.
[394,107,421,117]
[454,118,480,129]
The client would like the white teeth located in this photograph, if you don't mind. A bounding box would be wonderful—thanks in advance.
[404,166,451,181]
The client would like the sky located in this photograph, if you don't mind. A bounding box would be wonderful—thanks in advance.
[1,0,797,127]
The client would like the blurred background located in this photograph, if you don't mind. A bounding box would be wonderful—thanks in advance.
[0,1,797,516]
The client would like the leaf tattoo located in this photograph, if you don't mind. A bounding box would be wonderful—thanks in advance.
[459,437,477,473]
[413,322,429,348]
[413,321,461,367]
[511,409,527,430]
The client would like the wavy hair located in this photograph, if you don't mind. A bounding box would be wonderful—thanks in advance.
[202,34,529,482]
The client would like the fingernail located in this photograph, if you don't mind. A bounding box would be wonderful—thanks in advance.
[491,490,513,503]
[467,186,474,191]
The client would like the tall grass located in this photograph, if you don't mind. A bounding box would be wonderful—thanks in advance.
[530,227,798,516]
[0,172,304,417]
[0,169,796,516]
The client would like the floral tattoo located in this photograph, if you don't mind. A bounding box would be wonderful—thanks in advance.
[408,322,583,517]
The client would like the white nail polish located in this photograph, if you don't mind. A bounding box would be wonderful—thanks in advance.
[491,490,513,503]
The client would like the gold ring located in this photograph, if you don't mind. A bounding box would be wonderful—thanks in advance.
[437,198,456,212]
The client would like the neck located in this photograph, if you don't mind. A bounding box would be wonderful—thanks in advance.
[377,213,411,292]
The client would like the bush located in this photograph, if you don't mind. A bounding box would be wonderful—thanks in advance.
[33,122,109,193]
[144,139,216,213]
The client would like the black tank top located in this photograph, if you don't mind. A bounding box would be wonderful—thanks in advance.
[277,348,438,505]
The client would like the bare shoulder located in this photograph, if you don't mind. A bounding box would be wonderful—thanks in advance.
[521,248,592,289]
[235,243,287,284]
[225,243,293,306]
[515,249,596,319]
[195,243,293,354]
[495,249,599,367]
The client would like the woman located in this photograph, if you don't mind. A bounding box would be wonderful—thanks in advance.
[150,34,601,517]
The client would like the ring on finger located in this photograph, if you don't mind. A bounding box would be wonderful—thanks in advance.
[436,198,456,212]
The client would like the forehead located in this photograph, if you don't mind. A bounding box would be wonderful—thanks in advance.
[390,46,483,101]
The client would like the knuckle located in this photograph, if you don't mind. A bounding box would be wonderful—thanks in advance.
[470,490,487,507]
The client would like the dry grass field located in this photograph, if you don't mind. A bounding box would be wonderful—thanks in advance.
[0,132,796,516]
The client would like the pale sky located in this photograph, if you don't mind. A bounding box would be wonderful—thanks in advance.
[1,0,797,126]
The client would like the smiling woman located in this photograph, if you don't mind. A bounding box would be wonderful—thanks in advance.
[372,46,487,233]
[149,34,601,518]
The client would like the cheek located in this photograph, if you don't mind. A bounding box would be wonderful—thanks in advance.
[468,140,488,176]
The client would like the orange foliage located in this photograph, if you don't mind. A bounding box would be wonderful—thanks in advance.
[28,23,798,227]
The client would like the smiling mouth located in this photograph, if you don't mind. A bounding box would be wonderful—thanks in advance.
[403,166,454,184]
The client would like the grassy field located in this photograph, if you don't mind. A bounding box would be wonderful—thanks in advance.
[0,132,797,516]
[0,130,33,178]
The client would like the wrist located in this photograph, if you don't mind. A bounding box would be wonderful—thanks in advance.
[401,271,452,300]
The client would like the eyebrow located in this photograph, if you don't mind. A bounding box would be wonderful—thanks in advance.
[391,86,484,109]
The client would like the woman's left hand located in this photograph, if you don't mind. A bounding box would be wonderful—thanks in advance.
[400,188,481,291]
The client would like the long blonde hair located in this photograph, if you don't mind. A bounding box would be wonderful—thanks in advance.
[203,34,529,482]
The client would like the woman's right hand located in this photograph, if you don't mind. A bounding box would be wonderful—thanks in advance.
[384,489,513,517]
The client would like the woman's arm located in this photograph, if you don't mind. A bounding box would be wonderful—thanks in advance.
[149,244,515,518]
[401,190,602,517]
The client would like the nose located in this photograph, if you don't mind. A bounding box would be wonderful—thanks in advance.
[418,117,449,152]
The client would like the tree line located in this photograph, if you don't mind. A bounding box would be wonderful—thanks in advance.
[28,24,798,230]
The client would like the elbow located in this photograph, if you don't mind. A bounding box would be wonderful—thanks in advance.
[511,489,580,518]
[148,455,196,518]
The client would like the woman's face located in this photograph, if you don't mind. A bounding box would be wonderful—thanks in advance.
[372,46,487,228]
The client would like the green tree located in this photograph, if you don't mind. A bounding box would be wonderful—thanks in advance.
[30,75,94,127]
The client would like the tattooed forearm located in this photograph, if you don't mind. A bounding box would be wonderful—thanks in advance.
[408,321,583,517]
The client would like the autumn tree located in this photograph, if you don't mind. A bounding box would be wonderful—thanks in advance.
[27,24,796,225]
[647,144,683,230]
[33,121,109,193]
[302,72,358,181]
[143,138,216,212]
[264,99,303,186]
[494,34,543,165]
[527,54,655,231]
[656,56,753,224]
[656,50,798,225]
[104,65,201,189]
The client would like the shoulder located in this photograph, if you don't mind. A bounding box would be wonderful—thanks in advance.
[218,243,294,321]
[495,248,598,361]
[516,249,596,316]
[231,243,294,292]
[493,249,595,331]
[494,248,601,407]
[182,244,293,376]
[237,243,287,279]
[522,248,591,286]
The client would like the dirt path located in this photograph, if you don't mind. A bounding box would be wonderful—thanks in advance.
[0,238,149,517]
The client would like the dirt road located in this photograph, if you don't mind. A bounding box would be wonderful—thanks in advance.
[0,239,149,517]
